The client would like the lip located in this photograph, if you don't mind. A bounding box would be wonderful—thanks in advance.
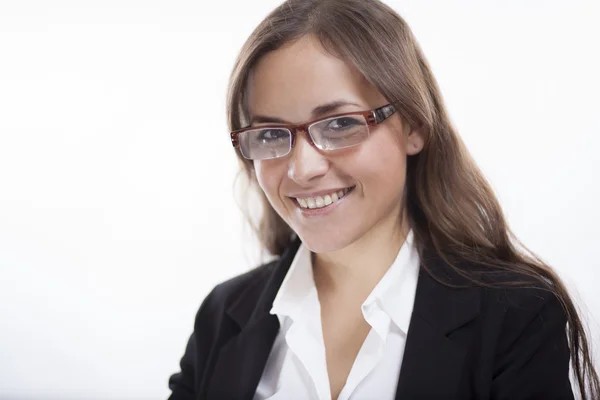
[287,185,355,199]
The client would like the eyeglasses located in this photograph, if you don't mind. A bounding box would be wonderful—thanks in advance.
[230,103,397,160]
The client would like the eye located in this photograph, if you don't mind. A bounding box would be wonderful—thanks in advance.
[257,129,288,142]
[325,117,361,131]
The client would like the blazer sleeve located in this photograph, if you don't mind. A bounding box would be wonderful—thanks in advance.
[168,286,223,400]
[490,290,574,400]
[168,332,198,400]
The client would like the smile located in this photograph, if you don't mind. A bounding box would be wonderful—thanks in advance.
[295,186,355,209]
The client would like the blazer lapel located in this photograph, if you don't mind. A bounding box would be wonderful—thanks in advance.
[206,238,301,400]
[395,251,481,399]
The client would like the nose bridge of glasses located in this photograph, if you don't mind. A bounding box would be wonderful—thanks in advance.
[290,124,326,160]
[291,122,315,147]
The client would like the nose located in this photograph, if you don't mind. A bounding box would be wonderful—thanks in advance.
[287,131,329,186]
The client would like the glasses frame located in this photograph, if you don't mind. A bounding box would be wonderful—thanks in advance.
[230,103,397,159]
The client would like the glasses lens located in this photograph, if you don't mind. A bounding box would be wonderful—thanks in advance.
[238,127,292,160]
[308,115,369,151]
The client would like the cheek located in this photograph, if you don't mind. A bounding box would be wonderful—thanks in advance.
[254,160,283,201]
[354,129,408,195]
[362,129,407,172]
[253,161,270,195]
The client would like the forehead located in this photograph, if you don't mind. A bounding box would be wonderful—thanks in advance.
[246,35,385,123]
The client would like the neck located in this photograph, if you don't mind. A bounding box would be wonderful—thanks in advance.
[312,207,410,299]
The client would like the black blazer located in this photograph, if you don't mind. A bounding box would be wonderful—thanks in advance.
[168,238,574,399]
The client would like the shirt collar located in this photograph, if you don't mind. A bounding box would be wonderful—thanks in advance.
[270,230,420,334]
[270,240,315,321]
[363,229,420,334]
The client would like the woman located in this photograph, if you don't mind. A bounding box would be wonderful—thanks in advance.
[169,0,599,399]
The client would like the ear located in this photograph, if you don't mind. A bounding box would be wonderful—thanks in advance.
[406,126,425,156]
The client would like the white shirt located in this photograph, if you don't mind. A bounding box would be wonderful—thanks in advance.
[254,230,420,400]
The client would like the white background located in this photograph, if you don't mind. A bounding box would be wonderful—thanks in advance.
[1,0,599,399]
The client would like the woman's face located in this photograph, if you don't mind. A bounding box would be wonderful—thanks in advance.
[246,35,424,254]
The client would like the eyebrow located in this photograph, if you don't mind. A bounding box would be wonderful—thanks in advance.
[250,100,363,125]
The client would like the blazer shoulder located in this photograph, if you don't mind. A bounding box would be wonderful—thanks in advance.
[477,269,568,351]
[443,256,567,326]
[425,251,559,311]
[476,270,572,398]
[479,269,558,311]
[196,259,279,319]
[168,259,282,398]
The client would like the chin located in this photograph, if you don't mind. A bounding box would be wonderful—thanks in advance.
[295,230,356,255]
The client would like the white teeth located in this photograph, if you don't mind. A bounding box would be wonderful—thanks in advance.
[315,196,324,208]
[296,187,353,210]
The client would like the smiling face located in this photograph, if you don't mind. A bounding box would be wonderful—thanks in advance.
[246,35,424,254]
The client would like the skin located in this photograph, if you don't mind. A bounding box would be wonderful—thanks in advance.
[246,34,425,398]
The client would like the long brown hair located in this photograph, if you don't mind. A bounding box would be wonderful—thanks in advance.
[225,0,599,397]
